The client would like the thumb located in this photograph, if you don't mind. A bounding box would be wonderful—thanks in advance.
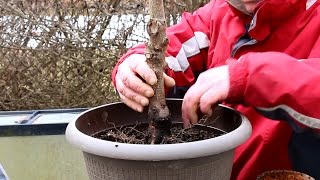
[164,73,175,88]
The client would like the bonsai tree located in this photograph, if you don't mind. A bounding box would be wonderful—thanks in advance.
[145,0,171,144]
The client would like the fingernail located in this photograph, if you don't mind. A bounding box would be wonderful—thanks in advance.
[149,78,157,85]
[140,99,149,106]
[145,90,153,97]
[183,122,191,129]
[137,107,143,112]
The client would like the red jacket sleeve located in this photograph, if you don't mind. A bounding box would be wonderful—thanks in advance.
[227,50,320,130]
[112,1,215,91]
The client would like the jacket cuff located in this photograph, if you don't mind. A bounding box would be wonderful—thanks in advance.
[226,58,248,103]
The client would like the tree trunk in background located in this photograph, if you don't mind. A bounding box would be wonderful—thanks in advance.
[145,0,171,144]
[185,0,208,12]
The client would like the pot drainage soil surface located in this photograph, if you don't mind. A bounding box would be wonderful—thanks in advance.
[92,122,225,144]
[257,170,315,180]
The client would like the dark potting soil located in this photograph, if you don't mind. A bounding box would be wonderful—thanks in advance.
[258,174,310,180]
[257,171,314,180]
[92,122,225,144]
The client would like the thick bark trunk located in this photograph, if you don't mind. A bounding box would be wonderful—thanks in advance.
[146,0,171,144]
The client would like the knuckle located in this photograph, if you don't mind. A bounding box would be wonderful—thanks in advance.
[200,98,212,109]
[136,62,145,71]
[200,95,207,103]
[118,86,126,96]
[184,95,193,103]
[122,74,130,86]
[134,84,142,93]
[129,59,139,70]
[197,74,205,82]
[129,93,138,101]
[120,95,127,104]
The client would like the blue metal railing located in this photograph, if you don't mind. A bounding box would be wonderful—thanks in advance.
[0,108,88,136]
[0,108,88,124]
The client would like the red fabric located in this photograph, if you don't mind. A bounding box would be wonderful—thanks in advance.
[112,0,320,179]
[228,53,320,122]
[231,106,292,180]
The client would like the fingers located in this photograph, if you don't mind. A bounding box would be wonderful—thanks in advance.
[119,93,144,112]
[118,63,154,97]
[116,75,150,110]
[164,73,175,88]
[182,85,204,128]
[199,89,222,116]
[129,58,157,85]
[181,66,230,128]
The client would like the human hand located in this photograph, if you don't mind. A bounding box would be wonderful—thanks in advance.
[182,65,230,127]
[115,54,175,112]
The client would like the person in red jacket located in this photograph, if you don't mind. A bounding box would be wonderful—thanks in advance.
[112,0,320,179]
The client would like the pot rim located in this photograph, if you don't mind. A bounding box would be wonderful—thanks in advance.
[65,100,252,161]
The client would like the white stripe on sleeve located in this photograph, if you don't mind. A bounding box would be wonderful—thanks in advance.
[257,105,320,129]
[165,31,210,72]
